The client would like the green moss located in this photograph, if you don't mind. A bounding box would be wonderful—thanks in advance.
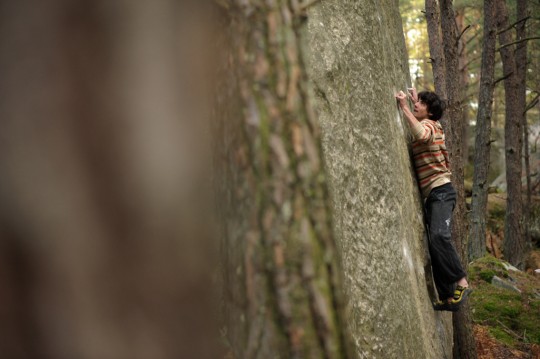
[519,311,540,344]
[489,327,516,347]
[480,255,505,268]
[478,269,496,283]
[473,285,522,321]
[489,204,506,220]
[469,255,540,348]
[469,255,509,282]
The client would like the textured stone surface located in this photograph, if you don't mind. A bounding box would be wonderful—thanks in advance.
[491,276,522,293]
[306,1,453,358]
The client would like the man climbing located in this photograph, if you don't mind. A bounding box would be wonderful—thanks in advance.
[395,87,471,312]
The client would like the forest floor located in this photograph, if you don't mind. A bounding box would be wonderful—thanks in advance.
[468,194,540,359]
[469,254,540,358]
[474,324,540,359]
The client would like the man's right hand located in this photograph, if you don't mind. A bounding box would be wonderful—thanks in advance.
[395,91,407,108]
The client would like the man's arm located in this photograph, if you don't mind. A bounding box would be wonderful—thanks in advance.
[395,91,431,142]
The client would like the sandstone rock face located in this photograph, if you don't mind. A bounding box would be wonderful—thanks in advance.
[306,1,453,358]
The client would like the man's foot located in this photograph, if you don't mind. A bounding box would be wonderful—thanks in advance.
[433,286,472,312]
[448,285,472,310]
[452,285,472,303]
[433,299,458,312]
[433,300,457,312]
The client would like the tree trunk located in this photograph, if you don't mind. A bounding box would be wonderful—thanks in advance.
[469,0,497,261]
[497,0,525,268]
[456,9,470,164]
[0,1,219,358]
[516,0,531,249]
[425,0,447,97]
[438,1,478,358]
[213,2,353,358]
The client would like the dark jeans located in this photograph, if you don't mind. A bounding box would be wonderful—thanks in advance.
[425,183,466,300]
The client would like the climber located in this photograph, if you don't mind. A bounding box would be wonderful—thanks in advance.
[395,87,472,312]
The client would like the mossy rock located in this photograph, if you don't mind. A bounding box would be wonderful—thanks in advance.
[473,284,521,321]
[469,255,509,282]
[478,269,496,283]
[469,255,540,347]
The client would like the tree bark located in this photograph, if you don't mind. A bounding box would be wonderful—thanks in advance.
[213,2,352,358]
[438,1,478,358]
[425,0,447,97]
[469,0,497,261]
[496,0,525,268]
[456,9,470,164]
[0,1,219,358]
[516,0,531,250]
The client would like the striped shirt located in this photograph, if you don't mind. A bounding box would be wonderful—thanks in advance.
[411,119,452,198]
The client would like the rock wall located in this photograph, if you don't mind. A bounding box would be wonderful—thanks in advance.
[306,1,453,358]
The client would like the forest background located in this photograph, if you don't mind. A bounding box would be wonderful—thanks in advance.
[401,0,540,205]
[401,0,540,356]
[401,0,540,264]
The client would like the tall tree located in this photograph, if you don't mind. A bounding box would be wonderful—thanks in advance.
[401,0,435,89]
[425,0,447,96]
[213,1,352,358]
[496,0,525,268]
[469,0,498,261]
[438,1,477,357]
[0,1,219,358]
[516,0,531,249]
[456,9,471,163]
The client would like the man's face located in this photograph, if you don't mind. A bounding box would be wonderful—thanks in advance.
[413,100,430,120]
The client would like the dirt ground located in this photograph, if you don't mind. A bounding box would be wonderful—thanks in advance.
[475,325,540,359]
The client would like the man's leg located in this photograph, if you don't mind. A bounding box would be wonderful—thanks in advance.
[425,184,466,301]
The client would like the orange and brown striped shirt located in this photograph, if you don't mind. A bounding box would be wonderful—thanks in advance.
[411,119,452,198]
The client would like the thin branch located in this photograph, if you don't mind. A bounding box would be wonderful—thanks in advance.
[494,72,513,85]
[465,30,481,47]
[524,96,539,114]
[497,36,540,51]
[460,30,480,57]
[460,54,482,70]
[496,320,525,340]
[526,92,540,104]
[457,24,472,42]
[497,16,531,35]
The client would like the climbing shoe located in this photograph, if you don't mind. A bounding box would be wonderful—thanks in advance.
[432,299,458,312]
[433,286,472,312]
[448,286,472,309]
[451,285,472,303]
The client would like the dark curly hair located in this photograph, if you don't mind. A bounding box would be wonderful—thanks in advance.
[418,91,445,121]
